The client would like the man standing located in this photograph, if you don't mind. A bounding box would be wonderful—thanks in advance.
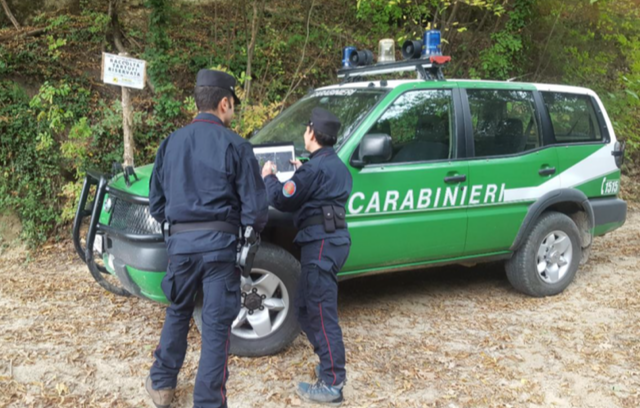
[146,69,269,408]
[261,107,352,406]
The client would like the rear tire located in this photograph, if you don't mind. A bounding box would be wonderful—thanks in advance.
[506,211,582,297]
[193,243,301,357]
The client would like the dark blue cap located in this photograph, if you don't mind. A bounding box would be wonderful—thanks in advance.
[306,107,341,140]
[196,69,241,105]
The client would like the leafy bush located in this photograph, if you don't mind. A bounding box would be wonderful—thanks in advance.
[1,0,639,247]
[0,82,64,244]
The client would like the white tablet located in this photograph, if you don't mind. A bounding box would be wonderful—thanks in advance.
[253,143,296,182]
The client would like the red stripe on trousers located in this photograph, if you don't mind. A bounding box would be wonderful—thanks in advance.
[319,303,338,386]
[221,328,230,403]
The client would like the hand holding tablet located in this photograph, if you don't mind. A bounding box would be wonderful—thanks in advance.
[254,143,297,182]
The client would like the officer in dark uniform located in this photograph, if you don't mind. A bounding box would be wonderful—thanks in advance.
[261,107,352,406]
[146,69,269,408]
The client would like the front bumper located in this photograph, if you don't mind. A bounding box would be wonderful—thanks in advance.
[72,170,167,300]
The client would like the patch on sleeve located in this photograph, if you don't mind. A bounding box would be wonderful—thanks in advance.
[283,180,296,198]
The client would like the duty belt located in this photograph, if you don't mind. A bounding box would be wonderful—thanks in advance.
[165,221,239,237]
[299,205,347,233]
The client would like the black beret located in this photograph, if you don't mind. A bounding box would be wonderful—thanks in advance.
[196,69,241,105]
[306,107,341,140]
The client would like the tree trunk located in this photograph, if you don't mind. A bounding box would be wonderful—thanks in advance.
[477,8,491,31]
[243,0,260,105]
[117,43,136,166]
[110,0,154,93]
[1,0,21,30]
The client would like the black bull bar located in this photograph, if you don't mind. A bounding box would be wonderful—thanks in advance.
[72,170,163,297]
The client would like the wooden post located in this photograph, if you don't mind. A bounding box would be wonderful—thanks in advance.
[119,52,135,168]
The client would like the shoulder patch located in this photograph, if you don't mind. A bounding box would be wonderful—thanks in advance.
[283,180,296,198]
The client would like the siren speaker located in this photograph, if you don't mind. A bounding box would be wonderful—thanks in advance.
[349,49,374,66]
[401,40,423,59]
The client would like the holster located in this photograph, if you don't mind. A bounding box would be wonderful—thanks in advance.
[321,205,347,233]
[300,206,348,232]
[322,205,336,233]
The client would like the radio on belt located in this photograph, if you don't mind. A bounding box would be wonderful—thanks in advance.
[237,226,260,280]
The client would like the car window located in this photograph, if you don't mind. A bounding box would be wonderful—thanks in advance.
[467,89,541,157]
[542,92,603,143]
[364,89,455,164]
[251,89,387,156]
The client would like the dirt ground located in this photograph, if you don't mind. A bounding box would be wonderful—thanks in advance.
[1,209,639,408]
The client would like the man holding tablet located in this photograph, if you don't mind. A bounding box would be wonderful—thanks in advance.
[261,107,352,406]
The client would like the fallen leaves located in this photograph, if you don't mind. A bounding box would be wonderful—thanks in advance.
[2,214,640,407]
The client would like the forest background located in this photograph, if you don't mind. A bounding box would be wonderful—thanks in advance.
[0,0,639,245]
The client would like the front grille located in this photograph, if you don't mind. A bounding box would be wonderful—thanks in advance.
[109,198,162,235]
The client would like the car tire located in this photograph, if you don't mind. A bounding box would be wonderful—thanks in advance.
[193,243,301,357]
[506,211,582,297]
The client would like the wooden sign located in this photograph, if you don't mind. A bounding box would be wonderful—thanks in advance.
[101,52,146,90]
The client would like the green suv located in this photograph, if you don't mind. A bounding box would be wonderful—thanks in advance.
[73,61,627,357]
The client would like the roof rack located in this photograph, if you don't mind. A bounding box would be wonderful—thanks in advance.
[337,56,451,83]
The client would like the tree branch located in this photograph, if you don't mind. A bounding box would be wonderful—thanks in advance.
[1,0,20,30]
[534,6,563,82]
[280,0,315,112]
[244,0,262,104]
[264,5,350,42]
[445,1,460,30]
[0,28,45,42]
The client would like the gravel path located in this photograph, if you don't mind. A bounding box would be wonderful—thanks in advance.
[1,209,639,407]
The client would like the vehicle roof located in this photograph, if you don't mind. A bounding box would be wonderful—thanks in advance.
[318,79,597,97]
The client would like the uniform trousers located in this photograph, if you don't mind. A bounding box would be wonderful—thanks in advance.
[296,237,350,386]
[150,250,240,408]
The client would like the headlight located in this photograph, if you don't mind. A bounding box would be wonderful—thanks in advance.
[103,197,114,213]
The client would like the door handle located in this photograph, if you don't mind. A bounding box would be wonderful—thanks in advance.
[538,167,556,176]
[444,174,467,183]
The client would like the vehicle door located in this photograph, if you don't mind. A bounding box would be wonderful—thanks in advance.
[341,85,469,272]
[540,90,617,196]
[461,87,559,256]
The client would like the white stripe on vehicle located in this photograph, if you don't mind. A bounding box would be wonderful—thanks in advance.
[503,145,617,202]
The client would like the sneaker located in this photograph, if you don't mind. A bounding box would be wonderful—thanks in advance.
[315,364,347,386]
[297,379,344,406]
[145,376,175,408]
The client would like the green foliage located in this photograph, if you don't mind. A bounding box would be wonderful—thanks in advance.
[145,0,172,88]
[0,82,63,245]
[2,0,640,246]
[479,0,534,79]
[479,31,523,79]
[29,82,74,151]
[46,36,68,61]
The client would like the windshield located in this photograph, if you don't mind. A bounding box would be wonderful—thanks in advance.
[250,88,388,155]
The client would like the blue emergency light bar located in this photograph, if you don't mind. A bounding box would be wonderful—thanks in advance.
[342,46,356,68]
[339,30,448,82]
[422,30,442,57]
[337,56,451,82]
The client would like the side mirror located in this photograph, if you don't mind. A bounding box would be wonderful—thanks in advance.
[350,133,393,168]
[612,141,626,168]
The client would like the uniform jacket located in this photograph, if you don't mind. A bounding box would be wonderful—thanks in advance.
[264,146,352,244]
[150,112,268,255]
